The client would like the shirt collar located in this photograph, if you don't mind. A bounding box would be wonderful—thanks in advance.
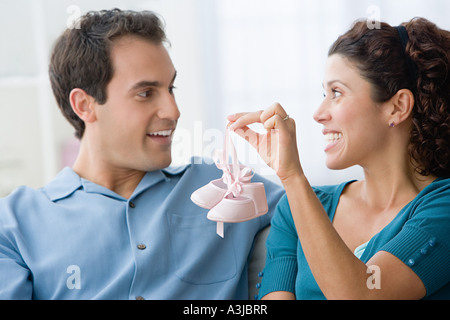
[131,163,191,198]
[43,163,191,202]
[42,167,83,201]
[162,162,191,176]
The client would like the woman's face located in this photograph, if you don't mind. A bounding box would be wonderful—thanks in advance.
[314,54,391,170]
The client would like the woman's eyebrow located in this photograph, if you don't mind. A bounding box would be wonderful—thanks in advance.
[322,79,351,89]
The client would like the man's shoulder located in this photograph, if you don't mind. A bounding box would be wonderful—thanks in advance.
[1,185,43,204]
[0,185,46,225]
[0,167,82,214]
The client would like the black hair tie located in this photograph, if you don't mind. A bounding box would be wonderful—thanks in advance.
[394,25,419,83]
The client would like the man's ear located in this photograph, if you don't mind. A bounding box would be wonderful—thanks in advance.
[387,89,415,126]
[69,88,97,123]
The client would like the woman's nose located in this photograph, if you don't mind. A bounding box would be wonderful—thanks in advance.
[313,100,331,124]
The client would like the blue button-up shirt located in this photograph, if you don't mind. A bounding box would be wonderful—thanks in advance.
[0,158,284,300]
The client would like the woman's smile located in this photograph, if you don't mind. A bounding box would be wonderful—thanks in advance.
[324,132,343,152]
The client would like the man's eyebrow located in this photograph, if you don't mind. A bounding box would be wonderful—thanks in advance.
[129,80,161,92]
[129,72,178,92]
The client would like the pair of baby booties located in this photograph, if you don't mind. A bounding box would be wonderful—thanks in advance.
[191,128,268,237]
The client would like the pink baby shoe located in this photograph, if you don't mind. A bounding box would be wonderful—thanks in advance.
[191,179,229,209]
[190,128,268,237]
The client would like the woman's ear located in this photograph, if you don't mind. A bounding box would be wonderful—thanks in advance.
[69,88,97,123]
[387,89,415,127]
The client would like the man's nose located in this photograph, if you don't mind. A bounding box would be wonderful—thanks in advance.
[158,92,181,121]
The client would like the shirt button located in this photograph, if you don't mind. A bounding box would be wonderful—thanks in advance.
[129,202,136,208]
[420,248,428,255]
[256,283,261,289]
[258,271,264,277]
[407,259,415,266]
[136,296,145,300]
[429,238,437,247]
[137,244,147,250]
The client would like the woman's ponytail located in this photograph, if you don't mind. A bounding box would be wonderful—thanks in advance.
[406,18,450,178]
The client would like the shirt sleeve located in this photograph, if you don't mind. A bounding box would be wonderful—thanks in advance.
[0,245,33,299]
[258,194,298,298]
[0,197,33,299]
[380,186,450,297]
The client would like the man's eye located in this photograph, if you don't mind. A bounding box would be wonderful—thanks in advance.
[137,90,152,98]
[169,86,177,95]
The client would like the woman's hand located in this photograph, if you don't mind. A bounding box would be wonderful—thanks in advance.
[228,102,304,183]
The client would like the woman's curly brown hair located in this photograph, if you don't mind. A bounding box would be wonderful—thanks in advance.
[328,17,450,178]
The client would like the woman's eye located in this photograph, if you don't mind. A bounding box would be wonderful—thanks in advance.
[322,89,342,99]
[332,89,342,99]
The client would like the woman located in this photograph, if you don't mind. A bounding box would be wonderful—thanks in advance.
[228,17,450,299]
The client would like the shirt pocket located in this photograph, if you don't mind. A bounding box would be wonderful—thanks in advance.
[167,212,237,284]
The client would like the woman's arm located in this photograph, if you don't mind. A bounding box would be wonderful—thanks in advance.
[261,291,296,300]
[229,103,426,299]
[283,173,425,299]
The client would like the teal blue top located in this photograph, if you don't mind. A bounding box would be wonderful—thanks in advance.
[258,178,450,300]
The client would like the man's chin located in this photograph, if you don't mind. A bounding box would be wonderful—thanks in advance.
[142,155,172,172]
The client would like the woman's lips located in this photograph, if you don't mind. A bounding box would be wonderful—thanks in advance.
[324,132,342,152]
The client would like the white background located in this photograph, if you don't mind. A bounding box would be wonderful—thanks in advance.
[1,0,449,196]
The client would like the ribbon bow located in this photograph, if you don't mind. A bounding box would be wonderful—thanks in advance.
[190,127,267,238]
[213,129,254,198]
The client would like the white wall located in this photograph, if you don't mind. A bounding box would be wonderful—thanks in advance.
[1,0,449,196]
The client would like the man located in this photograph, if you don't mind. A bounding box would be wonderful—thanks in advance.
[0,9,284,299]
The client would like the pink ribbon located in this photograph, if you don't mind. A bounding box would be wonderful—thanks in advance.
[213,129,254,198]
[224,167,253,197]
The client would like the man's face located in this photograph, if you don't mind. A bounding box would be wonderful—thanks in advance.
[92,36,180,172]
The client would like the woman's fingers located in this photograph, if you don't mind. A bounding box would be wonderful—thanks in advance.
[228,103,289,131]
[228,110,264,131]
[227,102,302,180]
[260,102,289,125]
[227,103,293,155]
[230,125,261,150]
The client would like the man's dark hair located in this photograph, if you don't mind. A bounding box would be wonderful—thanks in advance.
[49,8,167,139]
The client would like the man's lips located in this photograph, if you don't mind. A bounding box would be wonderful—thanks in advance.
[146,129,175,144]
[147,129,174,137]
